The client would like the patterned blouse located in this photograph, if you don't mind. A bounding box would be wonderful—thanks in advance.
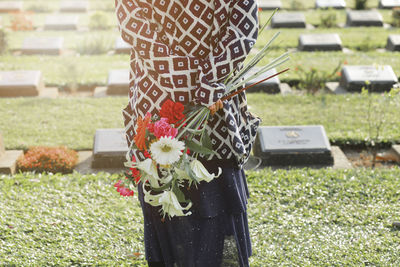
[115,0,261,166]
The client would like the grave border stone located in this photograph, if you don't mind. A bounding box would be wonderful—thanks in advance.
[315,0,346,9]
[44,15,79,31]
[271,12,307,29]
[379,0,400,9]
[60,1,89,13]
[107,69,130,95]
[244,68,281,94]
[386,35,400,51]
[115,37,131,54]
[21,37,64,55]
[258,0,282,10]
[298,33,343,52]
[346,10,384,27]
[0,70,44,97]
[253,125,334,166]
[0,1,23,13]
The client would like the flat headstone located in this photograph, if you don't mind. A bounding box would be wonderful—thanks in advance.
[92,129,128,168]
[271,13,306,28]
[316,0,346,9]
[44,15,79,31]
[253,125,334,166]
[386,35,400,51]
[107,69,130,95]
[0,71,44,97]
[244,68,281,94]
[379,0,400,8]
[346,11,383,27]
[339,65,398,92]
[0,1,23,13]
[0,150,23,175]
[258,0,282,10]
[298,33,342,51]
[115,37,131,54]
[21,37,64,55]
[60,1,89,12]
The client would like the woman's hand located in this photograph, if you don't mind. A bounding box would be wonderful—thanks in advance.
[208,99,223,116]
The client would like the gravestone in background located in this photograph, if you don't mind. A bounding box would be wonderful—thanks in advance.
[258,0,282,10]
[340,65,398,92]
[115,37,131,54]
[21,37,64,55]
[253,125,334,166]
[60,1,89,12]
[107,69,130,95]
[0,1,22,13]
[379,0,400,8]
[44,15,79,30]
[92,129,128,168]
[316,0,346,9]
[298,33,342,51]
[346,11,383,27]
[244,68,281,94]
[271,13,306,28]
[0,71,44,97]
[386,35,400,51]
[0,132,23,175]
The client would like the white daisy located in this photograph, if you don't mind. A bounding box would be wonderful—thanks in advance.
[150,136,185,165]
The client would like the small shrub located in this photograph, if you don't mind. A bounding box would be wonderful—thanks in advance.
[320,9,337,28]
[75,34,112,55]
[0,29,7,54]
[296,61,342,94]
[355,0,368,10]
[89,11,111,30]
[17,146,79,174]
[393,7,400,27]
[290,0,305,10]
[358,36,375,51]
[10,11,34,31]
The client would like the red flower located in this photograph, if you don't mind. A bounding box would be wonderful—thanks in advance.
[153,118,178,139]
[129,156,142,184]
[160,100,185,126]
[114,180,134,197]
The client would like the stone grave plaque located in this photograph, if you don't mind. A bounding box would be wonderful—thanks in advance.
[379,0,400,8]
[316,0,346,9]
[339,65,398,92]
[21,37,64,55]
[271,13,306,28]
[244,68,281,94]
[346,11,383,27]
[253,126,334,166]
[92,129,128,168]
[0,71,44,97]
[44,15,79,31]
[0,1,23,13]
[258,0,282,10]
[298,33,343,51]
[60,1,89,12]
[386,35,400,51]
[115,37,131,54]
[107,69,130,95]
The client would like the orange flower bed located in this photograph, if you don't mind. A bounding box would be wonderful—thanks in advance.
[17,146,78,174]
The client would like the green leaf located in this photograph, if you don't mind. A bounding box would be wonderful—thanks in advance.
[201,133,213,150]
[172,186,190,203]
[185,140,215,155]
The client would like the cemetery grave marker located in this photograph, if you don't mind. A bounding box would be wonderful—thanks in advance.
[44,15,79,31]
[298,33,343,51]
[92,129,128,168]
[379,0,400,8]
[339,65,398,92]
[107,69,130,95]
[258,0,282,10]
[115,37,131,54]
[316,0,346,9]
[346,10,384,27]
[21,37,64,55]
[0,2,22,13]
[244,68,281,94]
[253,125,334,166]
[271,13,306,28]
[0,132,23,175]
[386,35,400,51]
[60,1,89,13]
[0,71,44,97]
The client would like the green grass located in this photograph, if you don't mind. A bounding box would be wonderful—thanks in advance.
[0,94,399,151]
[1,168,399,265]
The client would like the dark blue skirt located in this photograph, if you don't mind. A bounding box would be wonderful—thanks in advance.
[137,159,252,267]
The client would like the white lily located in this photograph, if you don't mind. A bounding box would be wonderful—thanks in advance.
[135,158,160,188]
[190,159,222,183]
[174,167,191,181]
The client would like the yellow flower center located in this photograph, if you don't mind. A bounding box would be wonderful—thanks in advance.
[161,144,172,153]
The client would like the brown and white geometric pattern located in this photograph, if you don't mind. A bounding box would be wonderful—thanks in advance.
[115,0,260,166]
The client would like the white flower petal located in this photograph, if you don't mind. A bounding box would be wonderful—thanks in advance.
[136,158,160,188]
[191,160,222,183]
[150,136,185,165]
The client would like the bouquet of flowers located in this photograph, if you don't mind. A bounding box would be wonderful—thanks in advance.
[114,10,290,218]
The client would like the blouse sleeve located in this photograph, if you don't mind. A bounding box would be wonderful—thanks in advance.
[194,0,259,107]
[115,0,171,59]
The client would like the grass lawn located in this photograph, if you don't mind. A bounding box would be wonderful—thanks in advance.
[1,167,399,265]
[0,94,399,151]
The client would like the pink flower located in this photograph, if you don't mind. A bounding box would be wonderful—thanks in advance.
[114,180,134,197]
[153,118,178,139]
